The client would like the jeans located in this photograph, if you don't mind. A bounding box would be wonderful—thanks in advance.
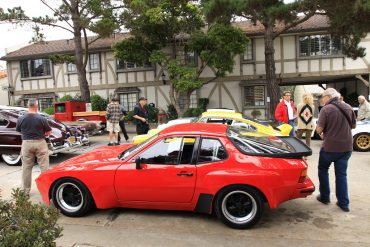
[318,148,352,207]
[288,119,295,137]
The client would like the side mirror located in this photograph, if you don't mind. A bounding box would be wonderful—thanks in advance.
[135,157,142,170]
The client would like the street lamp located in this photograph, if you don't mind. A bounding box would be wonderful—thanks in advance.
[161,72,167,85]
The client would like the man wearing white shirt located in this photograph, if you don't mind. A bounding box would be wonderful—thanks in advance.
[274,91,297,136]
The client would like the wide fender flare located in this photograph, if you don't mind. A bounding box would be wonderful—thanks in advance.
[197,169,283,208]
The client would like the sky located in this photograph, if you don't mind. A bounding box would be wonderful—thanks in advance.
[0,0,296,69]
[0,0,73,69]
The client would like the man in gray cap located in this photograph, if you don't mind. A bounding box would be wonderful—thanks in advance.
[315,88,356,212]
[133,97,149,135]
[16,98,51,196]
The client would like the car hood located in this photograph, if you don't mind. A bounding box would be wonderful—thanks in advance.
[51,144,135,171]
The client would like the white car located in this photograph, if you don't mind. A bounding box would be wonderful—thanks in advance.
[352,119,370,152]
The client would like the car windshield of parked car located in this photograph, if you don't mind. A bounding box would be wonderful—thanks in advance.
[119,134,159,160]
[227,126,295,155]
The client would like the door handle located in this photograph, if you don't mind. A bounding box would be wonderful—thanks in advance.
[177,172,193,177]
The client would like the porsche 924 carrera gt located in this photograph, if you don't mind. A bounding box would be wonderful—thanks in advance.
[36,123,314,229]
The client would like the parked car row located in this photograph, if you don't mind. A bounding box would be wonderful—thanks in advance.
[0,106,89,166]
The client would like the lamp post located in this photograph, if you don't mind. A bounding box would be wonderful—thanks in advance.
[161,72,167,85]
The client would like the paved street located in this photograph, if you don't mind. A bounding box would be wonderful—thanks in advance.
[0,134,369,247]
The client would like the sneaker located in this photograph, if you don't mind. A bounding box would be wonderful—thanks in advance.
[108,142,114,146]
[336,202,350,212]
[316,194,330,205]
[114,142,120,146]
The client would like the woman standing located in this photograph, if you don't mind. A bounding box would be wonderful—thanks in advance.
[296,92,315,149]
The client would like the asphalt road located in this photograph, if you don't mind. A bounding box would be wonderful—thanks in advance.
[0,135,369,247]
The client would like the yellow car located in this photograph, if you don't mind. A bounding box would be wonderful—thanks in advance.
[132,110,292,144]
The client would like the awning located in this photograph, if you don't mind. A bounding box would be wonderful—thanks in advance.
[21,92,57,99]
[114,87,140,93]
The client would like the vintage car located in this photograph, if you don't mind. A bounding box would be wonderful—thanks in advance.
[36,123,314,229]
[132,109,293,144]
[0,108,89,166]
[352,119,370,152]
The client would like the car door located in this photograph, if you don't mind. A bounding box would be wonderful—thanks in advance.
[115,136,198,203]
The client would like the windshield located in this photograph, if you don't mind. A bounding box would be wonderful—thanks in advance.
[227,126,296,155]
[119,134,159,160]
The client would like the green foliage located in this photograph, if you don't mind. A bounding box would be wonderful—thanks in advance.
[124,110,134,122]
[58,95,73,102]
[198,98,209,110]
[0,188,63,247]
[167,104,178,120]
[90,95,108,111]
[49,54,75,64]
[347,92,360,107]
[114,0,249,116]
[43,107,55,115]
[14,98,22,106]
[182,97,209,117]
[146,104,159,123]
[251,109,262,119]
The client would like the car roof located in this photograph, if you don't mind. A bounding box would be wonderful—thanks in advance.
[160,123,227,136]
[201,111,243,118]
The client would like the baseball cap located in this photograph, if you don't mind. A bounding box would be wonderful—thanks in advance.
[139,97,147,101]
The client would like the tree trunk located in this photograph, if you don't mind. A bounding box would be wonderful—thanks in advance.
[264,24,280,120]
[169,83,192,117]
[71,3,90,102]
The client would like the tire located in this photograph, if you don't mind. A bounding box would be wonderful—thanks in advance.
[353,133,370,152]
[215,185,264,229]
[1,154,22,166]
[51,178,94,217]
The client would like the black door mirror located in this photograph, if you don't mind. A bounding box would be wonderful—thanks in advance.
[135,157,142,170]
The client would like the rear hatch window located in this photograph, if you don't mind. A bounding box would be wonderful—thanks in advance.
[227,126,311,158]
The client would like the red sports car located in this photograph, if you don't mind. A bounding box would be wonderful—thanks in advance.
[36,123,314,229]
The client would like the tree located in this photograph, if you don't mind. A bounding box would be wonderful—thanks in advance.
[0,0,122,102]
[113,0,248,116]
[202,0,370,118]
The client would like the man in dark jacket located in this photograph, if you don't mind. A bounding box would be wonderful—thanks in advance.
[133,97,149,135]
[316,88,356,212]
[16,98,51,196]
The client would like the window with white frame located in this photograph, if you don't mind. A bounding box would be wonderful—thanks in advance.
[67,62,77,73]
[299,35,342,57]
[118,93,139,111]
[244,86,265,107]
[185,51,196,65]
[116,59,152,70]
[89,53,100,70]
[20,59,52,78]
[38,98,54,111]
[243,40,253,60]
[189,90,198,108]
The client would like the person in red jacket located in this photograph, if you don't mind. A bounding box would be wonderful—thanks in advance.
[275,91,297,136]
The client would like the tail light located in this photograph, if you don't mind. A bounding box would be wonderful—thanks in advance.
[298,168,307,183]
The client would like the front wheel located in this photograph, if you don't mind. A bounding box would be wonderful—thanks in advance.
[215,185,264,229]
[51,178,94,217]
[353,133,370,152]
[1,154,22,166]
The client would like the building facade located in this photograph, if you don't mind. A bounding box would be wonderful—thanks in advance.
[2,15,370,118]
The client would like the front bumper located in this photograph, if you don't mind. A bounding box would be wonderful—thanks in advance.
[48,135,89,155]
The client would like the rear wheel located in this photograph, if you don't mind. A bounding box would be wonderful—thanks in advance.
[353,133,370,152]
[1,154,22,166]
[51,178,94,217]
[215,185,264,229]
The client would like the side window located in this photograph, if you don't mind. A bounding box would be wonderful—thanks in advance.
[140,137,196,165]
[0,116,9,127]
[198,138,228,163]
